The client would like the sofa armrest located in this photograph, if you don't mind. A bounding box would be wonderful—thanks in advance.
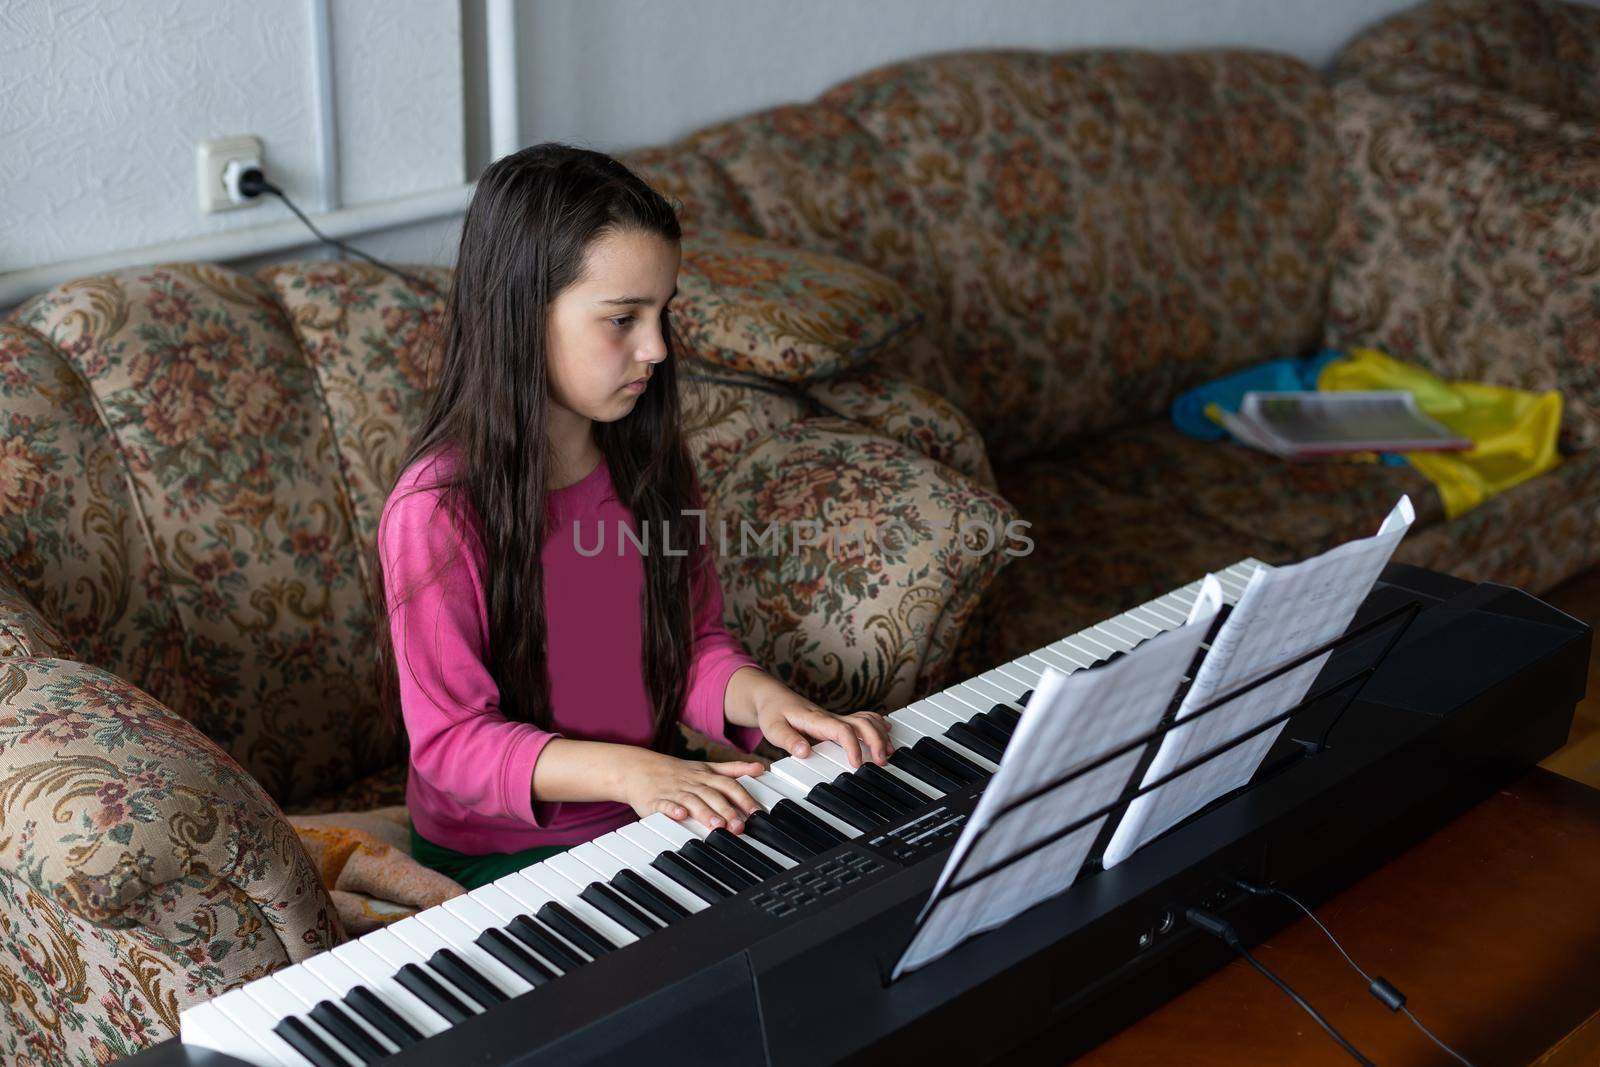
[0,656,340,956]
[800,370,999,491]
[705,417,1021,710]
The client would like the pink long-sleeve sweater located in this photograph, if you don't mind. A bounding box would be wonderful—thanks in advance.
[378,446,765,854]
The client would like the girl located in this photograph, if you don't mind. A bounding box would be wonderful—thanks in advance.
[373,143,893,891]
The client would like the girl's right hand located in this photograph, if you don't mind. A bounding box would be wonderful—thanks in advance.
[617,748,766,833]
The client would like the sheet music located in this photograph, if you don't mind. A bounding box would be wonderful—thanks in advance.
[891,578,1224,980]
[1100,495,1416,869]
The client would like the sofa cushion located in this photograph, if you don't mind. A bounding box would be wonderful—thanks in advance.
[674,227,926,382]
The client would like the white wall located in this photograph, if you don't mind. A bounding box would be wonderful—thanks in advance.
[2,0,463,297]
[507,0,1418,164]
[7,0,1439,314]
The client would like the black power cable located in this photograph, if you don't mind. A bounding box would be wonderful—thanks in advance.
[234,168,444,297]
[1185,907,1376,1066]
[1235,881,1478,1067]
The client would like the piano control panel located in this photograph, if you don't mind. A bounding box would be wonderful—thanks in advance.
[748,851,885,918]
[864,803,972,864]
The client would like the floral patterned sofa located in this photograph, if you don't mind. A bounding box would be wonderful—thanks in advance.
[4,0,1599,1061]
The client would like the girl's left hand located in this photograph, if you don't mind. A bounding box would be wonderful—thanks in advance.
[755,697,893,769]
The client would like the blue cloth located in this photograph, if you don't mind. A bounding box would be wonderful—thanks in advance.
[1170,348,1408,466]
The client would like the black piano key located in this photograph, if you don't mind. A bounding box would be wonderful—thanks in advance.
[309,999,389,1063]
[745,811,817,861]
[706,827,784,878]
[913,737,985,783]
[396,962,474,1025]
[1019,689,1033,705]
[991,704,1022,729]
[890,747,962,794]
[273,1016,350,1067]
[770,800,845,849]
[429,947,508,1006]
[968,712,1011,747]
[537,901,616,958]
[612,868,690,923]
[858,762,930,809]
[833,772,910,820]
[508,914,587,971]
[580,881,661,938]
[344,986,422,1049]
[944,722,1005,762]
[681,839,759,891]
[806,781,883,831]
[654,850,732,902]
[477,927,556,987]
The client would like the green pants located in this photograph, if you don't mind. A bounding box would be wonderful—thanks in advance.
[409,821,572,891]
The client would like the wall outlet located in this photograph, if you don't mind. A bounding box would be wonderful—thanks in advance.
[197,135,263,214]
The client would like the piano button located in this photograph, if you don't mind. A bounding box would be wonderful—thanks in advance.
[858,762,930,807]
[241,979,358,1067]
[507,914,588,972]
[832,772,909,820]
[912,737,987,783]
[612,869,691,923]
[743,810,816,861]
[272,1017,351,1067]
[395,962,475,1025]
[428,947,508,1007]
[580,881,661,937]
[681,839,759,890]
[597,833,712,914]
[205,989,311,1067]
[517,866,638,948]
[805,781,883,831]
[343,986,423,1049]
[410,906,534,997]
[536,900,617,958]
[322,941,450,1037]
[309,1001,391,1063]
[653,850,732,903]
[476,927,556,987]
[889,747,962,794]
[706,827,783,878]
[761,802,833,853]
[945,722,1005,762]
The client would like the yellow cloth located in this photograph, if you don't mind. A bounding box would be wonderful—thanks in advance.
[1316,347,1563,518]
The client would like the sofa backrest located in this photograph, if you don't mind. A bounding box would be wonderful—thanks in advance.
[0,264,434,807]
[624,48,1339,462]
[1336,0,1600,120]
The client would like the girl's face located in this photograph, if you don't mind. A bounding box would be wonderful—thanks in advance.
[546,228,679,431]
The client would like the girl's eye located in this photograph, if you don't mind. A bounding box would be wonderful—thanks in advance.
[609,316,633,328]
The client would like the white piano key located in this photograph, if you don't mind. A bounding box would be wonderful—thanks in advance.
[996,658,1045,685]
[208,988,314,1067]
[267,968,398,1057]
[750,767,863,838]
[808,741,940,800]
[908,697,970,729]
[1068,629,1120,658]
[888,708,1001,771]
[1042,639,1099,669]
[441,884,524,926]
[592,833,712,913]
[409,903,537,996]
[359,926,483,1013]
[971,672,1027,707]
[1113,611,1164,639]
[487,873,599,963]
[181,998,285,1067]
[1030,644,1086,674]
[1129,602,1182,629]
[516,865,640,947]
[321,940,452,1037]
[1216,570,1251,598]
[239,977,364,1066]
[1096,617,1147,646]
[768,755,837,794]
[544,852,674,925]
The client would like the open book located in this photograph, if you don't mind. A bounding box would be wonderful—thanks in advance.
[1216,390,1471,459]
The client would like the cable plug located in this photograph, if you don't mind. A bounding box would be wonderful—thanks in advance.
[223,160,275,203]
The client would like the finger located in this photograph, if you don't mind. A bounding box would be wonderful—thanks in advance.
[705,775,762,825]
[762,715,813,759]
[706,759,767,780]
[690,783,744,831]
[656,798,688,820]
[853,715,890,765]
[677,792,723,831]
[810,710,863,768]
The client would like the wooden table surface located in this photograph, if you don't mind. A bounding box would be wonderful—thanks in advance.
[1067,768,1600,1065]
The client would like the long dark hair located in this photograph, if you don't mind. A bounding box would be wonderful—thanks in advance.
[373,142,704,754]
